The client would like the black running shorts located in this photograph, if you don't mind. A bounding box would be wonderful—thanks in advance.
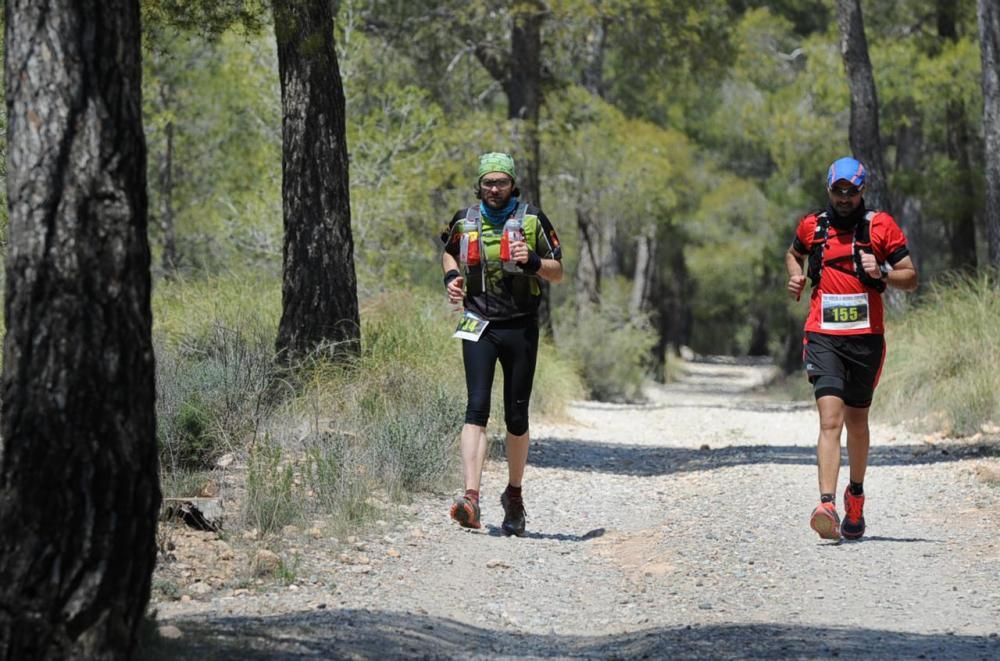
[803,332,886,408]
[462,316,539,435]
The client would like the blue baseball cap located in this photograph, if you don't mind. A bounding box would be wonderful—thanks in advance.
[827,157,866,189]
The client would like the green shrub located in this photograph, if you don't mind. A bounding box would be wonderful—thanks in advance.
[155,321,276,472]
[879,271,1000,436]
[244,435,301,535]
[554,295,657,402]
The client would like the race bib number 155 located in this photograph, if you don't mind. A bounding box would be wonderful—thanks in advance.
[821,293,870,331]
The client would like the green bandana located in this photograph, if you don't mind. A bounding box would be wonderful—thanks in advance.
[478,152,516,181]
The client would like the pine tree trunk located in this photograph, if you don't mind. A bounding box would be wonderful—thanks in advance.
[939,2,978,269]
[575,206,602,308]
[273,0,361,360]
[507,0,544,207]
[979,0,1000,266]
[894,111,924,270]
[629,224,656,317]
[836,0,891,213]
[0,1,159,658]
[159,118,179,275]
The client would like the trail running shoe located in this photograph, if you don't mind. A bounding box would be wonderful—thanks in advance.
[809,501,841,540]
[500,491,526,537]
[842,487,866,539]
[450,495,481,529]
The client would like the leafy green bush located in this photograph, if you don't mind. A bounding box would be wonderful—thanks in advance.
[154,271,280,471]
[155,321,276,471]
[878,271,1000,436]
[555,295,657,402]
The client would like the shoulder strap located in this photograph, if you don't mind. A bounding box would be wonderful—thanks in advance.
[806,211,830,287]
[514,202,528,222]
[856,210,876,243]
[853,210,886,292]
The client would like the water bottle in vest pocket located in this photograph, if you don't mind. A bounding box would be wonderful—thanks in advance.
[501,216,524,273]
[459,219,480,268]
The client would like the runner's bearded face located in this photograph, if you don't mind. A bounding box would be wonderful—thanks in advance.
[827,179,864,216]
[480,173,514,208]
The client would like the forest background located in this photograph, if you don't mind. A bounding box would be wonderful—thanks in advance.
[0,1,998,657]
[1,0,998,537]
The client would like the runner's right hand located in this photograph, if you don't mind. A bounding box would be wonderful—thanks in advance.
[787,274,806,300]
[447,276,464,305]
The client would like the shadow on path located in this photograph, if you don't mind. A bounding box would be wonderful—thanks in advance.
[482,525,606,542]
[527,437,1000,477]
[147,609,1000,660]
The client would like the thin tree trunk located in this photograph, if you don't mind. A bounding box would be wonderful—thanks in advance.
[581,15,610,98]
[160,116,179,275]
[507,0,544,207]
[575,206,602,308]
[748,260,770,356]
[836,0,891,213]
[939,2,978,269]
[894,112,924,270]
[653,230,691,372]
[0,1,159,658]
[273,0,361,360]
[629,224,656,317]
[979,0,1000,266]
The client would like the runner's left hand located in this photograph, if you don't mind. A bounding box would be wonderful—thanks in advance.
[860,251,881,279]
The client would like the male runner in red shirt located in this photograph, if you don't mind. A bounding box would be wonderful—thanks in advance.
[785,157,918,540]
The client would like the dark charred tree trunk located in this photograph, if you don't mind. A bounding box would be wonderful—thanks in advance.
[0,1,159,658]
[273,0,360,360]
[979,0,1000,266]
[836,0,891,213]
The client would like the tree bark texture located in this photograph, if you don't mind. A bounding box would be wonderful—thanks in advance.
[629,223,655,318]
[836,0,891,213]
[273,0,361,360]
[979,0,1000,266]
[506,0,544,207]
[0,1,159,659]
[939,2,978,269]
[651,230,691,379]
[894,112,924,270]
[158,117,178,275]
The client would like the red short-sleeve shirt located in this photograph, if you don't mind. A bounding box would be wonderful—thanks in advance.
[792,210,909,336]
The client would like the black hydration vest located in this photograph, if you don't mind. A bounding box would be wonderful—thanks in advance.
[806,210,887,293]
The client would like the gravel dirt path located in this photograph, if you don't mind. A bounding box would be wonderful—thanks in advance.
[150,360,1000,659]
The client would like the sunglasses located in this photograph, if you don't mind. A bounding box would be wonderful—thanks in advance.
[829,186,862,198]
[480,178,513,190]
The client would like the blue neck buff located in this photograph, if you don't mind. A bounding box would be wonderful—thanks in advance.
[481,197,519,226]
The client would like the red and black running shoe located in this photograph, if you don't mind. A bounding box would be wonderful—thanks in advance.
[842,487,866,539]
[450,495,481,529]
[500,490,526,537]
[809,501,841,540]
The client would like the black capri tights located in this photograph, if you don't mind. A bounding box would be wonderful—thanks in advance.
[462,318,539,435]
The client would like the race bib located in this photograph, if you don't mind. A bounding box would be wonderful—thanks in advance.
[821,293,870,331]
[452,310,489,342]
